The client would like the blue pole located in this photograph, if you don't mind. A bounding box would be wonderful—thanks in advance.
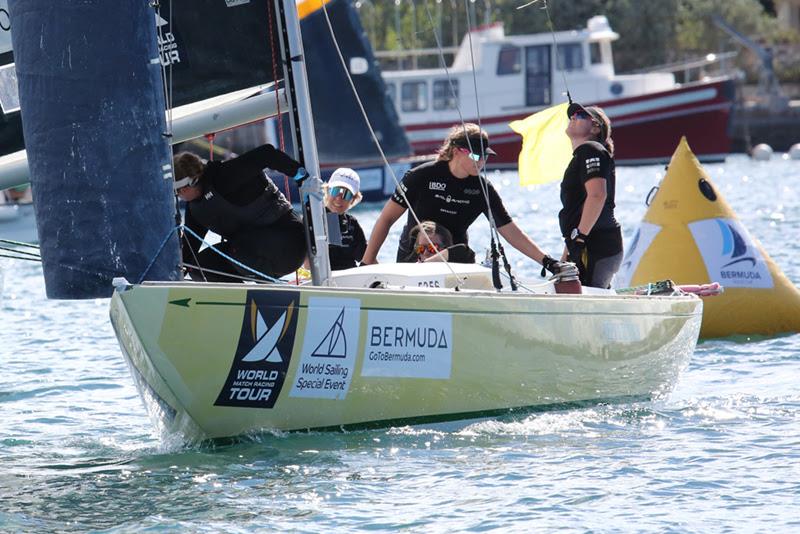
[8,0,180,298]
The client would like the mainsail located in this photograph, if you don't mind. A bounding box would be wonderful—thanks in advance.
[0,0,411,191]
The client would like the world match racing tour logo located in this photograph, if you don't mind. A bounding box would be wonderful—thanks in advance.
[215,290,300,409]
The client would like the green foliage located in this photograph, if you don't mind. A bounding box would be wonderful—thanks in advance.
[355,0,794,80]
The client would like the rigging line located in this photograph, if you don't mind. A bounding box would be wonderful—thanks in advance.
[154,1,173,140]
[419,1,506,266]
[181,225,285,283]
[318,1,465,281]
[423,1,501,249]
[518,0,572,103]
[0,238,39,249]
[0,253,41,262]
[459,0,501,243]
[0,244,40,258]
[266,0,292,208]
[181,262,275,284]
[181,229,208,282]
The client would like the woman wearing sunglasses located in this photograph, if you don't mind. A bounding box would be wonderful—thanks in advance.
[173,144,307,282]
[323,168,367,270]
[362,123,559,274]
[560,103,623,288]
[406,221,454,263]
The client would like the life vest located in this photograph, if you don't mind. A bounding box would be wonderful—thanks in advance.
[187,178,291,238]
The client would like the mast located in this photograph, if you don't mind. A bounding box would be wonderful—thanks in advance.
[275,0,331,286]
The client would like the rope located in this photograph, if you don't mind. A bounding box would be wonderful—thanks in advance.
[136,225,180,284]
[0,238,39,249]
[0,244,41,259]
[517,0,573,104]
[266,0,291,203]
[422,1,511,290]
[0,253,41,262]
[205,133,216,161]
[319,1,468,286]
[179,226,284,283]
[136,225,286,284]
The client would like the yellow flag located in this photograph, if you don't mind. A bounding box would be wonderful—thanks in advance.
[509,103,572,186]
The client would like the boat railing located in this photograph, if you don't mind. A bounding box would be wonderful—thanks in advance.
[628,51,739,84]
[375,47,459,71]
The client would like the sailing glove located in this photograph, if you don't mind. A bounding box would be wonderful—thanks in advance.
[541,255,559,277]
[293,167,309,184]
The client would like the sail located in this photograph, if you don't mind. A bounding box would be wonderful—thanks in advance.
[297,0,411,166]
[0,0,288,190]
[0,0,410,191]
[154,0,281,108]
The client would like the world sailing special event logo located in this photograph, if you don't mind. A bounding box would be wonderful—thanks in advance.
[289,297,361,400]
[361,310,452,379]
[214,290,300,408]
[689,218,773,289]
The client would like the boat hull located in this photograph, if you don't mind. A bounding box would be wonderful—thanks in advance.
[110,282,701,441]
[404,78,734,166]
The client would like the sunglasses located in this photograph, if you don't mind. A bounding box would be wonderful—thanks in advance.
[330,186,355,201]
[458,147,486,162]
[174,176,199,192]
[571,110,592,120]
[415,243,443,255]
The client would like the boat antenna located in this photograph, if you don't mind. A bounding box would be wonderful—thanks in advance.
[517,0,573,104]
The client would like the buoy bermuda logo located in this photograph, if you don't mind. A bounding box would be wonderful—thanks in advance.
[716,220,756,269]
[215,290,300,408]
[689,218,773,289]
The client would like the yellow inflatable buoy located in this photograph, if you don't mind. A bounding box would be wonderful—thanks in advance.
[615,137,800,338]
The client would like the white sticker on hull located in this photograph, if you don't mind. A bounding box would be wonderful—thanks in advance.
[361,310,452,379]
[289,297,361,399]
[614,222,661,289]
[689,218,773,288]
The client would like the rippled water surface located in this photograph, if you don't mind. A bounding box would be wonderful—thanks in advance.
[2,155,799,532]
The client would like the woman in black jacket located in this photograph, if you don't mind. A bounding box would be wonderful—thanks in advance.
[173,144,306,281]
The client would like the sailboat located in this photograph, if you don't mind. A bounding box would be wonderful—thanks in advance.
[0,0,414,203]
[104,1,703,441]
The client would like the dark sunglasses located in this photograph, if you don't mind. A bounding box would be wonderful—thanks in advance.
[571,110,592,120]
[330,186,355,201]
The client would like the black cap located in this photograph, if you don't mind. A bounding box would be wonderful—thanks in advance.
[567,103,608,142]
[452,135,497,157]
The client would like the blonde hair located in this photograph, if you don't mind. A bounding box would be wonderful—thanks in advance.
[436,123,488,161]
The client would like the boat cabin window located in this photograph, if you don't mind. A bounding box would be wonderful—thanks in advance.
[401,81,427,112]
[589,42,603,64]
[496,45,521,75]
[433,79,458,110]
[556,43,583,71]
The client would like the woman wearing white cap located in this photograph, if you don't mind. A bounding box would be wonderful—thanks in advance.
[560,103,623,288]
[362,123,559,274]
[324,168,366,270]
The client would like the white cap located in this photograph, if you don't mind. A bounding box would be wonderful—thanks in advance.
[328,167,360,194]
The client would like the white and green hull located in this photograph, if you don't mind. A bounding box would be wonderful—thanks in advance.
[110,278,701,441]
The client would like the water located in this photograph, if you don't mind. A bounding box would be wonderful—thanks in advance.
[2,155,799,532]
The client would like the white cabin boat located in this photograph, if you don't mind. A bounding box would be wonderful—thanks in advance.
[381,16,734,165]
